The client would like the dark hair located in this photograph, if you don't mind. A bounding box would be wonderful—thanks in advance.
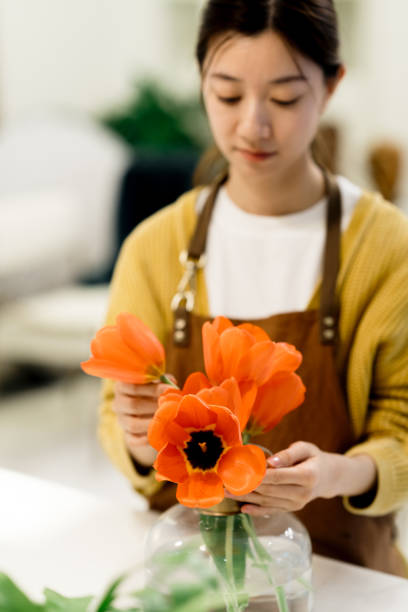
[193,0,342,185]
[196,0,341,78]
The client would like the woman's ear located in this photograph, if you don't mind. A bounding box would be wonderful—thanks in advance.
[328,64,346,95]
[321,64,346,111]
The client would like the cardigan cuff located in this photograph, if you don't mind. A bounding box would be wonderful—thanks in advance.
[343,437,408,516]
[98,419,163,498]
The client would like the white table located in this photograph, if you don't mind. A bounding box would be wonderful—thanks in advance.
[1,468,408,610]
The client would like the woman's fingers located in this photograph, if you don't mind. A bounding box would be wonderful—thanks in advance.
[268,441,318,468]
[113,394,157,417]
[252,461,317,488]
[115,381,167,398]
[112,379,176,465]
[125,433,157,466]
[125,432,148,447]
[116,378,174,398]
[240,502,288,516]
[226,483,308,506]
[116,414,152,435]
[113,381,166,444]
[223,441,328,513]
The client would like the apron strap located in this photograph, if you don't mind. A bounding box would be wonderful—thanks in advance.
[172,169,341,346]
[188,171,228,259]
[320,172,342,345]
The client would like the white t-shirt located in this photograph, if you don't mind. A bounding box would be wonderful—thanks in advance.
[196,176,362,319]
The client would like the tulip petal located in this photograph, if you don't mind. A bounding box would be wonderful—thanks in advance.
[219,327,254,379]
[271,342,303,372]
[80,358,149,384]
[197,377,250,433]
[197,386,229,411]
[154,444,189,483]
[158,389,183,407]
[176,472,224,508]
[237,323,270,343]
[218,445,266,495]
[241,341,302,386]
[212,316,234,334]
[117,312,165,368]
[182,372,211,394]
[251,372,306,433]
[175,395,215,430]
[89,325,116,357]
[202,321,223,383]
[90,327,146,371]
[238,381,258,431]
[219,378,243,420]
[209,404,241,447]
[148,399,190,451]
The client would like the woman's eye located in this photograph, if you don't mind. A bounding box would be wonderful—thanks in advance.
[272,97,301,107]
[217,96,241,105]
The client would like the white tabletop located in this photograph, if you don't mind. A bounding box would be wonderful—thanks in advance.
[1,468,407,610]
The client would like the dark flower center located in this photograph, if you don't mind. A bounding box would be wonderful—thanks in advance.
[184,430,224,470]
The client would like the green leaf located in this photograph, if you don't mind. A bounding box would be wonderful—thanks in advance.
[43,588,92,612]
[133,587,168,612]
[93,574,126,612]
[168,583,203,606]
[0,573,42,612]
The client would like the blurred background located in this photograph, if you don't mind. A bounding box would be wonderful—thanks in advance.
[0,0,407,548]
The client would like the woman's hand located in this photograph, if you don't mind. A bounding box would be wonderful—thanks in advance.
[225,441,377,516]
[113,378,174,466]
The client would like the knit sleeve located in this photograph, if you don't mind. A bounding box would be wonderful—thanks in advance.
[97,191,199,500]
[98,228,167,498]
[343,253,408,516]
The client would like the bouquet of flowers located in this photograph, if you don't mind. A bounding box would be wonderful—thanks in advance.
[81,313,306,612]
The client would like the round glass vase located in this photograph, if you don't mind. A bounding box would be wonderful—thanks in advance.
[144,500,313,612]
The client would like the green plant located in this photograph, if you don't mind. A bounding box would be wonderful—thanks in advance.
[100,79,210,153]
[0,546,225,612]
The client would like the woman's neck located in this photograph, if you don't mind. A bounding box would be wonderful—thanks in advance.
[225,157,326,216]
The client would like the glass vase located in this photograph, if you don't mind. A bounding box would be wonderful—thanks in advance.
[144,501,313,612]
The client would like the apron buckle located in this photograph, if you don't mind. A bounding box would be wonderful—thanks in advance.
[170,251,206,346]
[171,290,195,313]
[179,249,206,269]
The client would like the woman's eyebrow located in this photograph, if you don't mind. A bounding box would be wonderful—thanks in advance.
[210,72,306,84]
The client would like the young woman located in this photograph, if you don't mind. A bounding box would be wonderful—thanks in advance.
[99,0,408,575]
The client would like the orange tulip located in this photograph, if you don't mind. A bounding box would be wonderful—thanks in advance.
[148,393,266,508]
[159,372,257,432]
[80,312,165,384]
[248,372,306,435]
[202,316,302,387]
[202,316,305,435]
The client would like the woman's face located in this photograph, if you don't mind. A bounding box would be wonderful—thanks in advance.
[201,30,340,179]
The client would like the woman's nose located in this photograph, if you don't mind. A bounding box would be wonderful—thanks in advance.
[238,100,272,142]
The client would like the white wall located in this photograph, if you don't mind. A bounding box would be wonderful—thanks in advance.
[0,0,202,119]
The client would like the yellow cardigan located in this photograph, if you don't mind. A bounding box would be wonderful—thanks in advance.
[99,187,408,517]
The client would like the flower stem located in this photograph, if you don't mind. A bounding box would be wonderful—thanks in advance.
[159,374,179,388]
[240,514,289,612]
[225,515,240,612]
[225,516,235,589]
[242,432,251,445]
[275,586,290,612]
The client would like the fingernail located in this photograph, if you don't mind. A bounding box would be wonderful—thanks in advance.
[268,456,281,467]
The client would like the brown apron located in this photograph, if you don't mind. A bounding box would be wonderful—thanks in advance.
[149,173,407,577]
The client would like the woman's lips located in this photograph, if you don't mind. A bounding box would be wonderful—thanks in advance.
[237,148,277,162]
